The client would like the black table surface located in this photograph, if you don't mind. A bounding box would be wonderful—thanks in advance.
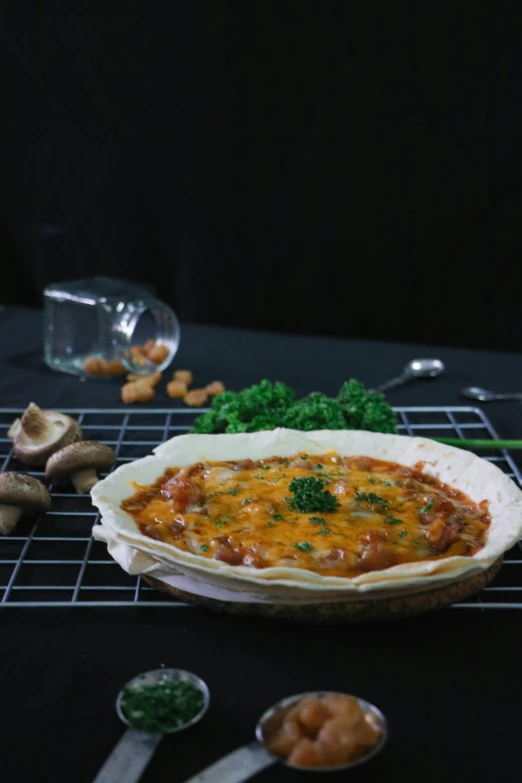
[1,307,521,783]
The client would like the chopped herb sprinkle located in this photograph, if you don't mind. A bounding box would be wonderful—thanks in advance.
[398,530,408,537]
[293,541,313,552]
[121,678,205,733]
[385,515,403,525]
[272,514,284,521]
[200,544,209,551]
[354,490,388,507]
[421,498,435,513]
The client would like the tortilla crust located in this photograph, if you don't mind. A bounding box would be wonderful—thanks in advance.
[91,429,522,600]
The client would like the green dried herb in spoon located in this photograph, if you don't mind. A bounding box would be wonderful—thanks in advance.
[121,678,205,733]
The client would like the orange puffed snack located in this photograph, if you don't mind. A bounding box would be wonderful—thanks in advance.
[173,369,193,386]
[130,371,162,387]
[121,382,155,404]
[166,380,188,399]
[84,357,125,376]
[84,357,104,375]
[130,345,148,366]
[206,380,225,396]
[147,343,169,364]
[266,694,381,769]
[184,389,208,407]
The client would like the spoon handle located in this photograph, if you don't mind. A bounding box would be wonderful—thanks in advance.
[373,372,410,393]
[92,729,162,783]
[182,741,274,783]
[491,393,522,401]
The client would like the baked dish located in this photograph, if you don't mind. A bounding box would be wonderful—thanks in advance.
[91,429,522,600]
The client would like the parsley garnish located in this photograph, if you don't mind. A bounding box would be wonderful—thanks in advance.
[293,542,313,552]
[385,515,403,525]
[309,516,326,525]
[228,488,239,496]
[288,477,341,513]
[300,455,308,460]
[242,497,253,505]
[266,521,275,527]
[399,529,408,537]
[383,481,393,487]
[316,464,323,470]
[200,544,209,551]
[421,498,435,513]
[272,514,284,521]
[354,490,389,509]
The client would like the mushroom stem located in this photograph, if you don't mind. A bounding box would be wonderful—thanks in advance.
[21,402,52,441]
[72,468,100,494]
[0,505,22,536]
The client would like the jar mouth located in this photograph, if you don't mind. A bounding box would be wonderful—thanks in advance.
[115,300,181,375]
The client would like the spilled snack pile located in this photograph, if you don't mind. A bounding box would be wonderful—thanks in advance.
[267,693,382,768]
[84,340,170,377]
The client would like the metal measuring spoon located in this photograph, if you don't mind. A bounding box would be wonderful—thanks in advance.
[461,386,522,402]
[373,358,445,393]
[92,668,210,783]
[183,691,387,782]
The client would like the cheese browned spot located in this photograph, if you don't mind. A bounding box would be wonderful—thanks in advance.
[121,452,491,578]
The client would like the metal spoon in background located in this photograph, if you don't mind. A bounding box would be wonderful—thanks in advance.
[373,358,445,393]
[183,691,388,783]
[461,386,522,402]
[92,668,210,783]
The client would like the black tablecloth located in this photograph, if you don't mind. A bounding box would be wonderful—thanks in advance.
[1,307,521,783]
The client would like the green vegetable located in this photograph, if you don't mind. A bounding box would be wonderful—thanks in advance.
[121,678,205,733]
[421,498,435,513]
[200,544,209,551]
[272,514,284,521]
[384,516,403,525]
[399,530,408,537]
[293,542,313,552]
[191,379,396,435]
[354,490,388,508]
[288,477,341,513]
[309,516,326,525]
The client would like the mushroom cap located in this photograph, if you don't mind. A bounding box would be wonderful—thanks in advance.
[0,473,51,510]
[11,403,82,466]
[46,441,116,483]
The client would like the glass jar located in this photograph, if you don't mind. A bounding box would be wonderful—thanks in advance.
[44,276,180,377]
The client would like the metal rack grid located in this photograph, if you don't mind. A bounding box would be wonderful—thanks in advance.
[0,406,521,608]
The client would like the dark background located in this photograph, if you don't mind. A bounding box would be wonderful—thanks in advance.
[1,2,521,351]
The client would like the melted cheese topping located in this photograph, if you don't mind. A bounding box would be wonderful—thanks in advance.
[121,452,490,578]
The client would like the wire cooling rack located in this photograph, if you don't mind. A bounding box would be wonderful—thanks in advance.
[0,406,521,608]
